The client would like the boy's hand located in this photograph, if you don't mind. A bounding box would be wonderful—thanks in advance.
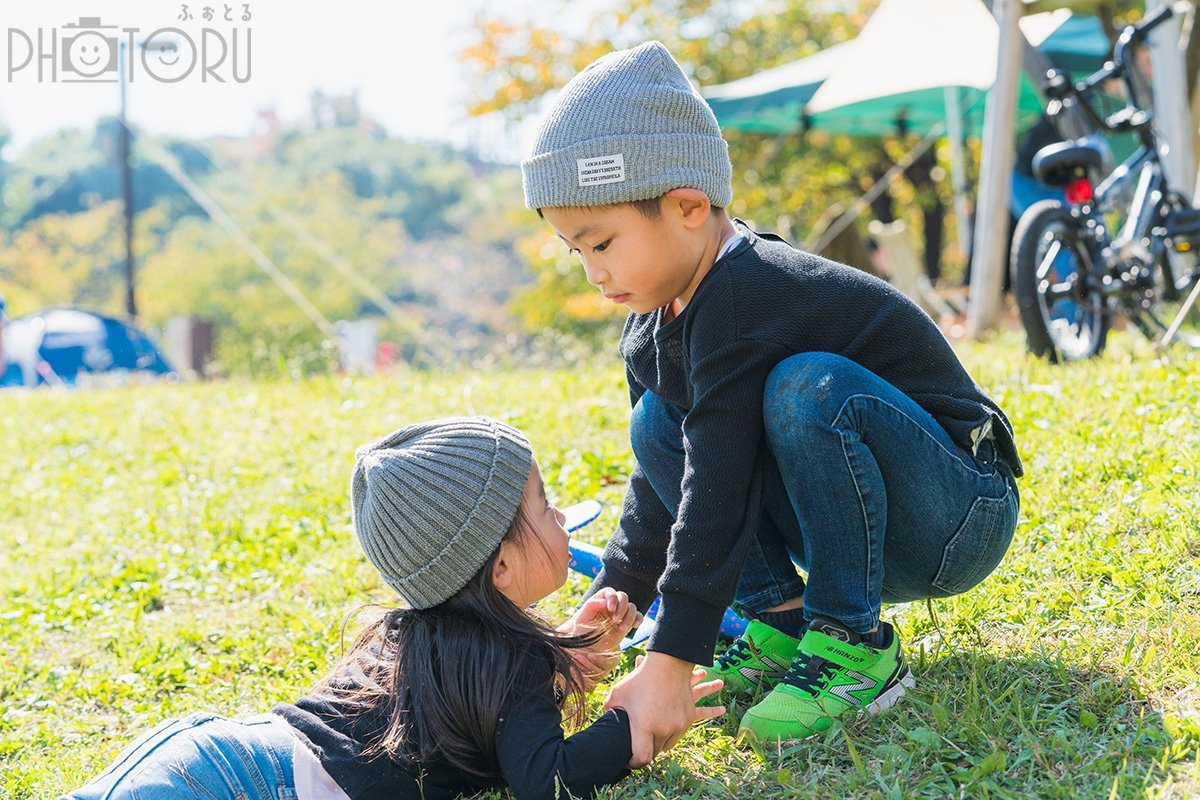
[604,651,724,768]
[559,588,641,691]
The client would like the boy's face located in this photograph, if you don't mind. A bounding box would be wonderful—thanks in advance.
[541,198,710,314]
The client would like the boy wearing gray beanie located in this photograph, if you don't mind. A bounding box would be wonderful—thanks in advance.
[521,41,1021,761]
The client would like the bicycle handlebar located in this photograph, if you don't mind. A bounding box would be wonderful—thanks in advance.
[1133,1,1186,38]
[1042,2,1191,134]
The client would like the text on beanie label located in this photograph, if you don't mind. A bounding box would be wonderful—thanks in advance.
[577,154,625,187]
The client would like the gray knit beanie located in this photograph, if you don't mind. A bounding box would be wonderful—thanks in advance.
[351,416,533,609]
[521,40,732,210]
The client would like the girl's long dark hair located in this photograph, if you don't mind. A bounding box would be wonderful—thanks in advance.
[310,502,605,777]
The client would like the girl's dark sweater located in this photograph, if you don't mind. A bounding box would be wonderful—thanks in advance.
[273,656,631,800]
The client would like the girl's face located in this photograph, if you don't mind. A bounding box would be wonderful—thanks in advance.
[494,460,571,608]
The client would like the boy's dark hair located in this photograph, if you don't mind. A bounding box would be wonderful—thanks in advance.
[629,196,663,219]
[311,503,604,778]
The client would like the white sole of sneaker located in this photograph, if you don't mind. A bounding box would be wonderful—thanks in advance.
[736,671,917,745]
[864,669,916,716]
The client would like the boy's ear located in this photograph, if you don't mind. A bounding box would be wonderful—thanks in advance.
[663,187,712,229]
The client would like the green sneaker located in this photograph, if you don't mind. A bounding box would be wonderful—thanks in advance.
[701,619,802,703]
[738,618,915,741]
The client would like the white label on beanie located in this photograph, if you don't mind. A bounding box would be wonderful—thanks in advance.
[577,154,625,187]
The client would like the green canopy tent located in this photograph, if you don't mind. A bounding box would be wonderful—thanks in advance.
[701,6,1109,137]
[1031,8,1113,74]
[702,42,853,135]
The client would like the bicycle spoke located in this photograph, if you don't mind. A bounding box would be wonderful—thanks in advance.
[1043,279,1076,300]
[1035,239,1063,282]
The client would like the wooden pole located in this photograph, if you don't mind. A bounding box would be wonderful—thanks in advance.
[967,0,1022,337]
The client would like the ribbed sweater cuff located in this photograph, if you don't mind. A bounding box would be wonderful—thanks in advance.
[645,592,725,667]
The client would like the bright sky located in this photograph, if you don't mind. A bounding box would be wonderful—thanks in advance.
[0,0,555,162]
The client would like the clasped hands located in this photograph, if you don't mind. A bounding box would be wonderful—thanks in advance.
[559,589,724,768]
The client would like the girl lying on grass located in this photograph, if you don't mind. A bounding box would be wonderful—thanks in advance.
[63,416,723,800]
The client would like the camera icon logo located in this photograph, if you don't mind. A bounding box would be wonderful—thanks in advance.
[61,17,119,81]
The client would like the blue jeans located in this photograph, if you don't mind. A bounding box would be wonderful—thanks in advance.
[62,713,298,800]
[630,352,1019,635]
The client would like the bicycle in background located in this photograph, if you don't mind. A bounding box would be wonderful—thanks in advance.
[1010,1,1200,361]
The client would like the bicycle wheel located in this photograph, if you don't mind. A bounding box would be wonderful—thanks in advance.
[1011,200,1111,361]
[1129,251,1200,348]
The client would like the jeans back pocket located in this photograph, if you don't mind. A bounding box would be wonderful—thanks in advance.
[931,489,1018,596]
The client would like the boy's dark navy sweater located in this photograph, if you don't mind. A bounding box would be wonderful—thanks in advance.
[588,223,1022,666]
[273,656,631,800]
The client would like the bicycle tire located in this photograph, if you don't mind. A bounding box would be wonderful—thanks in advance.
[1011,199,1111,361]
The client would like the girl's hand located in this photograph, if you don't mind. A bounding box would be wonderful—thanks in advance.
[559,589,642,691]
[559,588,642,641]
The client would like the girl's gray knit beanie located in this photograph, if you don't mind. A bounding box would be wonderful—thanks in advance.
[521,40,733,209]
[351,416,533,608]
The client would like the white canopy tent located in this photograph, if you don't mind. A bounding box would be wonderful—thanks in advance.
[805,0,1003,127]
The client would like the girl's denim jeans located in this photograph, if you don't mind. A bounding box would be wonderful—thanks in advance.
[631,351,1019,635]
[62,713,298,800]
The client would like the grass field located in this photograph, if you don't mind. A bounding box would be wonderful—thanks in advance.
[2,330,1198,799]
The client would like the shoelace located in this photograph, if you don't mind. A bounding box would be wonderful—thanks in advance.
[781,653,839,697]
[715,636,757,669]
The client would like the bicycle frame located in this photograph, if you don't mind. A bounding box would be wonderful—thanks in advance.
[1043,9,1188,317]
[1089,142,1191,309]
[1094,146,1156,247]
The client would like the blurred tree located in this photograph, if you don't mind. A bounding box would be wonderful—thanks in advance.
[0,121,535,374]
[0,202,129,311]
[270,126,489,241]
[133,155,533,373]
[0,122,205,229]
[138,172,429,374]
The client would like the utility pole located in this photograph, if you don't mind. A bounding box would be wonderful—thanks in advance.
[119,40,136,319]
